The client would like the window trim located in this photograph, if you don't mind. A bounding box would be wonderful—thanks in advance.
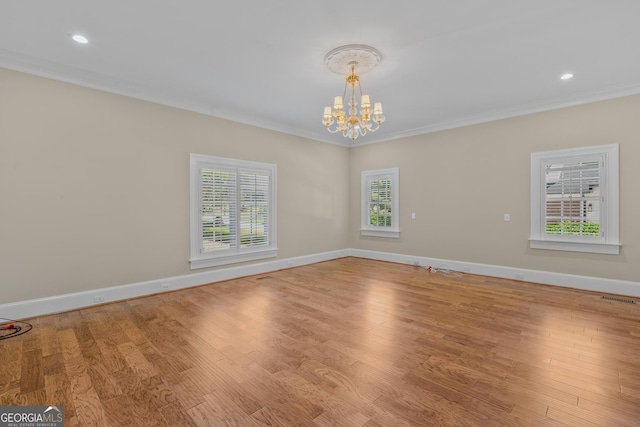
[361,168,400,238]
[189,153,277,269]
[529,144,620,255]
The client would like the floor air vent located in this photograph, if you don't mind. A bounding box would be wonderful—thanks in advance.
[601,295,636,304]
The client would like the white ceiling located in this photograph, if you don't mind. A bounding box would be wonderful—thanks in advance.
[2,1,640,146]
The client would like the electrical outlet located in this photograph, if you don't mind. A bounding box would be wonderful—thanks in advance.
[94,295,106,304]
[515,273,524,280]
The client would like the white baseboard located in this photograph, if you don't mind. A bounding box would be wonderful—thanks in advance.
[349,249,640,298]
[2,248,637,321]
[0,250,347,320]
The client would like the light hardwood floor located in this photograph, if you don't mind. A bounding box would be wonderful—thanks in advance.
[1,257,639,426]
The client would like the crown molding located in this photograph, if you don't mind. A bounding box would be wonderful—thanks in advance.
[0,49,341,145]
[352,81,640,147]
[3,48,640,149]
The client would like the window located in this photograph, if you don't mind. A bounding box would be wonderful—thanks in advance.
[361,168,400,238]
[530,144,619,254]
[190,154,277,269]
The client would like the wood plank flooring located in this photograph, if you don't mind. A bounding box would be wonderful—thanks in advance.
[1,257,639,426]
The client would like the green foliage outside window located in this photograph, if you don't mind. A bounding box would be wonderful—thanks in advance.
[203,223,265,245]
[370,214,392,226]
[546,220,600,236]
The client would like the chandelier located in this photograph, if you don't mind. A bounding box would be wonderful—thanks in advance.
[322,45,385,142]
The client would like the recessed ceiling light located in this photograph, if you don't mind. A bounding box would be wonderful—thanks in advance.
[560,73,574,80]
[72,34,89,44]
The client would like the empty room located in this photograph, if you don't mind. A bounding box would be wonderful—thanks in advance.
[1,1,639,426]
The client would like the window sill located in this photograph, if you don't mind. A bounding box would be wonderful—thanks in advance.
[190,248,278,269]
[529,239,620,255]
[361,229,400,239]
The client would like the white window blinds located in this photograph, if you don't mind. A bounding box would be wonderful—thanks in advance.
[239,170,270,248]
[367,176,393,228]
[544,160,601,237]
[190,154,277,269]
[201,168,236,253]
[361,168,400,238]
[530,144,619,254]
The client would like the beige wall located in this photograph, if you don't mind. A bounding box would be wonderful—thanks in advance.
[350,95,640,282]
[0,68,350,304]
[2,67,638,306]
